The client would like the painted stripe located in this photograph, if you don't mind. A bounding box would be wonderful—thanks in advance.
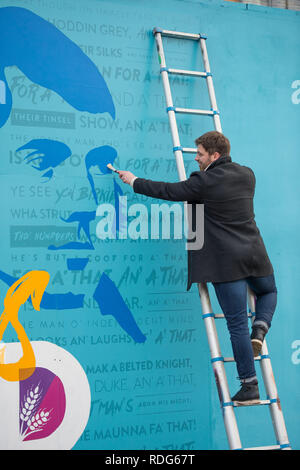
[202,313,214,319]
[222,401,234,407]
[280,443,291,449]
[211,356,224,363]
[269,398,278,404]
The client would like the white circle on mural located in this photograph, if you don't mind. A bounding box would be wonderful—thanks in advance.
[0,341,91,449]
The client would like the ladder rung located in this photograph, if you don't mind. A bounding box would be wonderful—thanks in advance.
[222,357,262,363]
[244,445,289,450]
[214,313,253,319]
[174,107,216,116]
[182,147,197,154]
[153,28,202,41]
[233,399,273,408]
[223,357,235,362]
[167,68,208,78]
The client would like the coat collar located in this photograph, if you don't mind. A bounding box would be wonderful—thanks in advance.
[205,155,232,171]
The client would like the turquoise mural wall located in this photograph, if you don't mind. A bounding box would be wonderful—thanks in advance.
[0,0,299,450]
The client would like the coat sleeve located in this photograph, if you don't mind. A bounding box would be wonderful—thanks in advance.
[132,172,205,202]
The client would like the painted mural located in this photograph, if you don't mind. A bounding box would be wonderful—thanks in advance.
[0,4,147,450]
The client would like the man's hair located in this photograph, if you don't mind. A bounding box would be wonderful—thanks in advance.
[195,131,230,156]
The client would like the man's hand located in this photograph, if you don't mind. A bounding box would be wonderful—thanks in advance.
[118,170,136,185]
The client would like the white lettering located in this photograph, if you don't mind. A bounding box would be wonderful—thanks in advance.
[95,203,116,239]
[291,340,300,364]
[291,80,300,104]
[0,80,6,104]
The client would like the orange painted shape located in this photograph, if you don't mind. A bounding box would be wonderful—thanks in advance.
[0,271,50,382]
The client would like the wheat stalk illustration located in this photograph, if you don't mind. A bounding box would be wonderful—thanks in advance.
[19,383,52,439]
[21,409,52,439]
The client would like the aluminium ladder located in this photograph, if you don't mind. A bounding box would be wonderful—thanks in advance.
[152,27,291,451]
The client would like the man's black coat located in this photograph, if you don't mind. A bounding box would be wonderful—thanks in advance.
[132,155,273,291]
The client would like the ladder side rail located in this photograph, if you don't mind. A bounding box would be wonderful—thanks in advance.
[247,289,291,449]
[199,38,222,133]
[198,283,242,450]
[153,31,187,182]
[153,30,191,250]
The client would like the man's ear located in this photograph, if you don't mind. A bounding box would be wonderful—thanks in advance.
[213,152,221,161]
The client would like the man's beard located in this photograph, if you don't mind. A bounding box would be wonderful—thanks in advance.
[200,161,208,171]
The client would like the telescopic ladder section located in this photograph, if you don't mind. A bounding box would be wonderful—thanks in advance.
[153,27,291,451]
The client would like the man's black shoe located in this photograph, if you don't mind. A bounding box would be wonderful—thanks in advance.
[251,325,268,357]
[231,379,260,405]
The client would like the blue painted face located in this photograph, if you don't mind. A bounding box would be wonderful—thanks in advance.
[0,6,115,129]
[0,6,146,345]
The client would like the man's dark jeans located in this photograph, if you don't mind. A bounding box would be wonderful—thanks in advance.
[212,273,277,380]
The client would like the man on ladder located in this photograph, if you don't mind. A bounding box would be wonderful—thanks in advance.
[118,130,276,404]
